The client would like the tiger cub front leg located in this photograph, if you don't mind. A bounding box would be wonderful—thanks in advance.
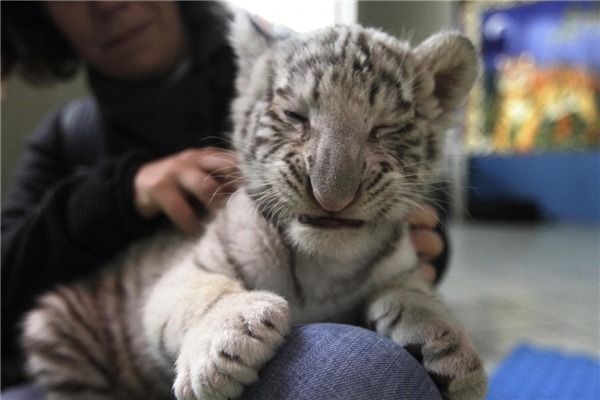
[366,279,487,400]
[174,291,291,400]
[144,266,290,400]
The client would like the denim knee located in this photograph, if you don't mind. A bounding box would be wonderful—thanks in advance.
[243,323,442,400]
[1,384,46,400]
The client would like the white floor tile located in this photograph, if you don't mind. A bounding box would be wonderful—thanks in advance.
[439,222,600,371]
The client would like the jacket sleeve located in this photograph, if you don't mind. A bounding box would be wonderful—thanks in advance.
[0,108,158,388]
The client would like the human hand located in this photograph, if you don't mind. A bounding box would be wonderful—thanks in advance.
[407,204,445,285]
[134,148,239,234]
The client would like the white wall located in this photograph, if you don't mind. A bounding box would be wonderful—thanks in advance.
[357,1,454,45]
[229,0,356,31]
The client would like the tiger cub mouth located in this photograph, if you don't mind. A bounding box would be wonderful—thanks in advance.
[297,215,365,229]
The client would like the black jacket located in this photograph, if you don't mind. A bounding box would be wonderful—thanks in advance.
[1,2,236,387]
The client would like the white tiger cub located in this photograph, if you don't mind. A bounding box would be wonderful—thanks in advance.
[22,10,487,400]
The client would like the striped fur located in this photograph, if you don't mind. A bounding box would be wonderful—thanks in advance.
[22,10,486,400]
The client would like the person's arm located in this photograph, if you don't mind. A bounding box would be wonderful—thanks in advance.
[1,109,158,387]
[1,102,241,387]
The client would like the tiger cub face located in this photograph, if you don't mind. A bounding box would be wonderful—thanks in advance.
[230,14,478,256]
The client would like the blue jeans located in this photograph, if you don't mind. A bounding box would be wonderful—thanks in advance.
[2,324,441,400]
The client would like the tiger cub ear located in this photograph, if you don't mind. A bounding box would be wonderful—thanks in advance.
[229,10,292,91]
[413,32,480,126]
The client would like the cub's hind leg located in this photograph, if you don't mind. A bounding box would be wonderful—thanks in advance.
[22,286,117,400]
[22,281,162,400]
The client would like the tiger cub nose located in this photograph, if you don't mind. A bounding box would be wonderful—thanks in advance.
[313,192,355,212]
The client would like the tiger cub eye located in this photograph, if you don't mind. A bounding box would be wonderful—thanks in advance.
[284,110,308,123]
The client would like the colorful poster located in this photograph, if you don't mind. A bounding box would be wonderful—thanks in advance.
[462,1,600,154]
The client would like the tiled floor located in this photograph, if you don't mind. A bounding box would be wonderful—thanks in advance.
[437,223,600,375]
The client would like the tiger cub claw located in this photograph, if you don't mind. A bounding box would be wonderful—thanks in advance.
[368,291,488,400]
[174,292,291,400]
[406,320,488,400]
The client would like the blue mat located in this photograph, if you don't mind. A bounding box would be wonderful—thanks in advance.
[487,344,600,400]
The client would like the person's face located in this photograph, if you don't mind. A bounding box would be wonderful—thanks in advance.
[45,1,187,81]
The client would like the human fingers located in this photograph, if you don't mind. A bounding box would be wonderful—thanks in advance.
[407,203,439,229]
[410,229,445,262]
[133,151,219,230]
[419,263,438,286]
[152,182,202,234]
[190,148,241,184]
[177,168,230,214]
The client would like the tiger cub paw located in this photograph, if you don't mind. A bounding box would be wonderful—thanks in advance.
[174,291,291,400]
[406,320,487,400]
[368,295,487,400]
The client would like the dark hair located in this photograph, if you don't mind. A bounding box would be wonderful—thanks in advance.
[1,1,80,84]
